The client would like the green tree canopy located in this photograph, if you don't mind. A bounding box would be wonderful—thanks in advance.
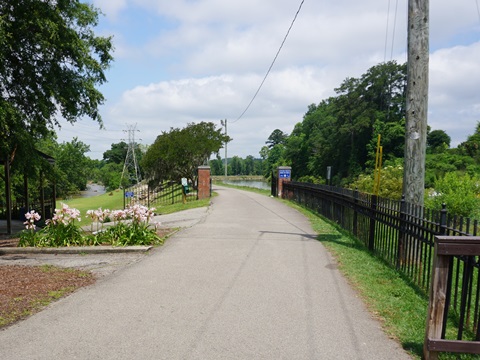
[459,122,480,161]
[103,142,128,164]
[142,122,230,186]
[0,0,113,162]
[266,129,288,148]
[427,129,451,153]
[56,137,91,192]
[277,61,406,184]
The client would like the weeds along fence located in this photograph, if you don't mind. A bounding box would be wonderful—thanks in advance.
[124,181,198,208]
[283,181,480,343]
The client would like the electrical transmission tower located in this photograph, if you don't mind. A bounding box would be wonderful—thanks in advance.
[120,124,141,187]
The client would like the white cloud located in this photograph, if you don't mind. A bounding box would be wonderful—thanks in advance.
[56,0,480,159]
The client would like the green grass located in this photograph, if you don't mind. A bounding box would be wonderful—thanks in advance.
[59,189,124,225]
[59,188,212,226]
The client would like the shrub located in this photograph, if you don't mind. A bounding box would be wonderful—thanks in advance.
[425,172,480,219]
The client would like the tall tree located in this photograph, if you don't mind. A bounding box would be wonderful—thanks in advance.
[103,142,129,164]
[266,129,288,148]
[427,129,450,153]
[282,61,406,184]
[142,122,230,187]
[56,138,91,192]
[0,0,113,230]
[0,1,113,137]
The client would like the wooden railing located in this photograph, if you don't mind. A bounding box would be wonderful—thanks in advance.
[424,236,480,359]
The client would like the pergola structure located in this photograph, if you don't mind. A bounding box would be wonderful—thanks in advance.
[1,150,56,235]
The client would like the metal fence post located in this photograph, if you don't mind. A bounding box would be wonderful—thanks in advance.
[369,194,377,251]
[353,188,358,237]
[397,196,406,269]
[439,203,447,235]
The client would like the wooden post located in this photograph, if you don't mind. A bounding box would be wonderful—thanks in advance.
[424,236,480,358]
[424,241,450,360]
[4,157,12,235]
[403,0,429,206]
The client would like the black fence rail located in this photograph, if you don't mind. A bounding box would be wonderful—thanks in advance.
[283,181,480,346]
[124,181,198,209]
[0,199,55,222]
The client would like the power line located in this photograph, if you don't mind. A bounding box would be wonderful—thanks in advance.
[476,0,480,23]
[383,0,400,63]
[231,0,306,124]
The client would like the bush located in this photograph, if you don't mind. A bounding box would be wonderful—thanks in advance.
[349,165,403,200]
[425,172,480,219]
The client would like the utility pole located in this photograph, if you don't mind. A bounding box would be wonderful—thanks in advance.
[121,124,141,187]
[402,0,429,206]
[221,119,228,180]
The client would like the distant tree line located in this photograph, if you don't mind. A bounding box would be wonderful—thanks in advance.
[259,61,480,218]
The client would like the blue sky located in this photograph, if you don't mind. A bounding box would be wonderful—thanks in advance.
[56,0,480,160]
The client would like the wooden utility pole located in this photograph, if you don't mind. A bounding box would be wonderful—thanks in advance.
[221,119,228,180]
[403,0,429,206]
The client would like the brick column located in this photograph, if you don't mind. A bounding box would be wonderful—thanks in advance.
[277,166,292,197]
[197,166,211,200]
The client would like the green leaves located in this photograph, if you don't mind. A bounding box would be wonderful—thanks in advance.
[142,122,230,186]
[0,0,113,150]
[425,172,480,219]
[279,61,407,184]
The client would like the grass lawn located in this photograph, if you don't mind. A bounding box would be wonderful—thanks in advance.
[59,188,211,226]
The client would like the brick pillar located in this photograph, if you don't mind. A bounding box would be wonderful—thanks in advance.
[277,166,292,197]
[197,166,211,200]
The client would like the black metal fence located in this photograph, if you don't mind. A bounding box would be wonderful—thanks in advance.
[124,181,198,209]
[283,181,480,342]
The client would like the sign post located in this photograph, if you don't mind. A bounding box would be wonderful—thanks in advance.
[277,166,292,197]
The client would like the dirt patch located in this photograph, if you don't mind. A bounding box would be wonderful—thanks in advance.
[0,265,95,328]
[0,227,175,329]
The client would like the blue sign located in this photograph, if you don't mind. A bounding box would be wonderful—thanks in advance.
[279,169,291,178]
[125,191,135,198]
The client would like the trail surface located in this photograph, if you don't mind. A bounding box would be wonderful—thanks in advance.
[0,186,411,359]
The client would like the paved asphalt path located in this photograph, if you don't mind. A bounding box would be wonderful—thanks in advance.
[0,186,411,359]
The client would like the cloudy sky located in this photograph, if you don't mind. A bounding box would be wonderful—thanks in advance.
[55,0,480,160]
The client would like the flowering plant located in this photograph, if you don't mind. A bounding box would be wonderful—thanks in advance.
[42,204,85,246]
[18,210,41,246]
[86,207,111,233]
[24,210,41,230]
[94,204,162,246]
[18,203,163,247]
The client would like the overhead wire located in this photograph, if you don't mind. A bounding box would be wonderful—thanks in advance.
[384,0,400,63]
[231,0,305,124]
[390,0,399,60]
[476,0,480,23]
[384,0,392,62]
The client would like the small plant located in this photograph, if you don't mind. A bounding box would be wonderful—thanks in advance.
[18,210,41,247]
[42,204,85,246]
[86,207,111,233]
[95,204,162,246]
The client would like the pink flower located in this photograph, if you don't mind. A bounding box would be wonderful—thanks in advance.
[23,210,41,230]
